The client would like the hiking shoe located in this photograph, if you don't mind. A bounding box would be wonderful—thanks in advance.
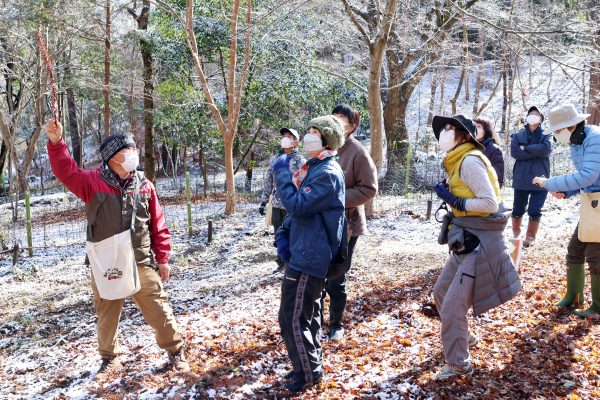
[96,356,122,380]
[168,349,191,372]
[468,332,480,348]
[285,372,323,392]
[434,364,474,380]
[328,326,345,341]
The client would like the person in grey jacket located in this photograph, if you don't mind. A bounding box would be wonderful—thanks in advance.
[432,114,521,380]
[259,128,305,273]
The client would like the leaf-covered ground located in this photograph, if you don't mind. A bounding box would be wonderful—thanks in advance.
[0,195,598,399]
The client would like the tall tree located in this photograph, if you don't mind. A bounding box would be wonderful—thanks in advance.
[341,0,398,174]
[176,0,252,215]
[128,0,156,182]
[103,0,111,137]
[588,0,600,124]
[64,46,82,166]
[383,0,481,154]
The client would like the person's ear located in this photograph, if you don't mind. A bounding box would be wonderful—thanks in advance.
[569,124,578,132]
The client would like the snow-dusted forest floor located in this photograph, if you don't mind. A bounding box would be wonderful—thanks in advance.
[1,194,599,399]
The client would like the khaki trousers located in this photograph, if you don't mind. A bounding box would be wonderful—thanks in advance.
[433,250,477,369]
[91,265,183,358]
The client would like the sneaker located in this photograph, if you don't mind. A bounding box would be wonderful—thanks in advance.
[285,372,323,392]
[328,326,345,341]
[468,332,480,348]
[96,356,122,380]
[434,364,474,380]
[168,349,191,372]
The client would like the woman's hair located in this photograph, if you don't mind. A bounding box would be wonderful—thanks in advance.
[473,116,501,144]
[453,128,472,144]
[332,104,360,133]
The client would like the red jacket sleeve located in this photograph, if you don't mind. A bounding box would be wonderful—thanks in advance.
[47,139,95,203]
[148,181,171,264]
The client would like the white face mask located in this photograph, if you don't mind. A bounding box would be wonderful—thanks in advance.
[280,137,294,149]
[119,151,139,172]
[554,128,572,145]
[438,129,457,152]
[303,133,323,152]
[526,114,541,125]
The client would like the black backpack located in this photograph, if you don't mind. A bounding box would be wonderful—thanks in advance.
[326,216,349,279]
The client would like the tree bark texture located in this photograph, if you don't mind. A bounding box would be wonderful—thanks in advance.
[103,0,111,137]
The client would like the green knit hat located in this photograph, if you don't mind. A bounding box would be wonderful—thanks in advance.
[307,115,345,151]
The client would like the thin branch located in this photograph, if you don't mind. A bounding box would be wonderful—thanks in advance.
[341,0,371,45]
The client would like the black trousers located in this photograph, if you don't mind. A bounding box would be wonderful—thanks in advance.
[278,268,325,384]
[323,236,359,329]
[272,207,287,234]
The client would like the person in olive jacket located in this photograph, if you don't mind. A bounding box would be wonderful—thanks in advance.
[510,106,552,247]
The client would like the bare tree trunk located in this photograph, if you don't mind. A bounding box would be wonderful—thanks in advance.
[184,0,252,215]
[588,2,600,124]
[103,0,111,137]
[128,1,156,182]
[463,20,470,102]
[428,67,437,125]
[451,67,467,115]
[65,52,82,166]
[383,50,405,152]
[472,28,484,115]
[342,0,397,176]
[438,67,446,114]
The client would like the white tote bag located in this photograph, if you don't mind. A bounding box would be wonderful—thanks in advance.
[87,230,140,300]
[578,191,600,243]
[87,178,141,300]
[264,195,273,227]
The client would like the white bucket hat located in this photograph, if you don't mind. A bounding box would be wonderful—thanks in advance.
[546,104,590,133]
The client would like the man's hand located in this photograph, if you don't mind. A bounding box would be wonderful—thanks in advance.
[550,191,566,199]
[532,176,547,189]
[43,119,63,144]
[158,263,171,282]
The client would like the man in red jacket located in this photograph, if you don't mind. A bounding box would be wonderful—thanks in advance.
[44,120,189,377]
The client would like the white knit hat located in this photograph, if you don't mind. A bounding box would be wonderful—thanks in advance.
[546,104,590,133]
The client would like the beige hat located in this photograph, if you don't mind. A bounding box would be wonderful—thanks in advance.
[546,104,590,133]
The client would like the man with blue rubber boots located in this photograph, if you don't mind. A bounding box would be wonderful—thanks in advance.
[271,115,346,392]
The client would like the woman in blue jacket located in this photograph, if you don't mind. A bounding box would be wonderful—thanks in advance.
[272,115,346,392]
[510,106,552,246]
[533,104,600,318]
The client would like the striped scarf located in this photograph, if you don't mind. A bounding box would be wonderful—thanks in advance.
[292,150,337,189]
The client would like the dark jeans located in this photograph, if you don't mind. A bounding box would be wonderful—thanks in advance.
[511,189,548,221]
[322,236,359,329]
[567,223,600,275]
[279,268,325,384]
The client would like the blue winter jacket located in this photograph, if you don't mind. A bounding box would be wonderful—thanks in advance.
[546,125,600,195]
[481,138,505,187]
[510,125,552,191]
[273,155,346,279]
